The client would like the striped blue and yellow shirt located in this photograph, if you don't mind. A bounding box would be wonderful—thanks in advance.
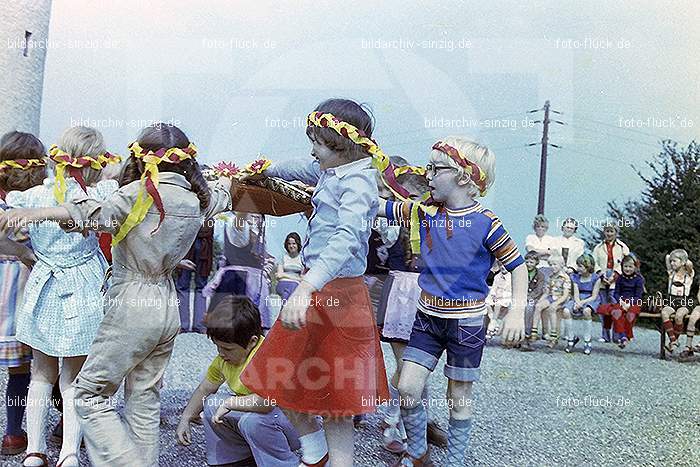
[386,200,524,318]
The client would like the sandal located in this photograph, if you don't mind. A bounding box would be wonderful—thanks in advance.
[22,452,48,467]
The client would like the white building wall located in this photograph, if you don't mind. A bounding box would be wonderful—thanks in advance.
[0,0,52,136]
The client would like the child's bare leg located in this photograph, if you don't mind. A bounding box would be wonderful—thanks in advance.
[282,410,327,465]
[322,416,354,467]
[445,379,475,465]
[390,341,407,388]
[398,361,432,459]
[384,341,406,431]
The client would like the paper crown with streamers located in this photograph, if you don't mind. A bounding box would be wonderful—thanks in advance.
[431,141,488,196]
[0,158,46,171]
[307,111,440,253]
[48,145,121,203]
[111,141,197,246]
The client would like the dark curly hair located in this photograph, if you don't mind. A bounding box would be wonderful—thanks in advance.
[305,98,375,162]
[0,131,47,193]
[205,295,263,347]
[120,124,210,210]
[284,231,302,254]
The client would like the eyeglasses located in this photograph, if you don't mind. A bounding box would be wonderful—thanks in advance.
[425,163,457,176]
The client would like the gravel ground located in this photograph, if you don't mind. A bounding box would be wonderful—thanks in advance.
[1,323,699,466]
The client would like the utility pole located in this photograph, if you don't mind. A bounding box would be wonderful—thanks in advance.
[537,100,550,215]
[528,101,563,215]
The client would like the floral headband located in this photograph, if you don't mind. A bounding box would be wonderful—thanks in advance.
[0,158,46,171]
[48,145,121,203]
[431,141,488,196]
[307,111,439,252]
[111,141,197,246]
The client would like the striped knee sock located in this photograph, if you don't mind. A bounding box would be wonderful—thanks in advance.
[446,418,473,466]
[400,404,427,459]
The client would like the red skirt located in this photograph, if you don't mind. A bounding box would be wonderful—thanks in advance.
[240,277,389,417]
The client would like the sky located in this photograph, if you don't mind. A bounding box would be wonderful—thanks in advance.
[38,0,700,259]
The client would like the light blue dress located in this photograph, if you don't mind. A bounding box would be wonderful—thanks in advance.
[6,178,118,357]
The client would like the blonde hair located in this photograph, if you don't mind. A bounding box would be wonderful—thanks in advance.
[429,136,495,198]
[55,126,106,186]
[669,249,689,263]
[548,254,565,267]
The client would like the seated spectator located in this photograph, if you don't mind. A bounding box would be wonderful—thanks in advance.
[592,222,629,343]
[275,232,303,301]
[176,296,320,467]
[525,214,556,271]
[554,217,584,273]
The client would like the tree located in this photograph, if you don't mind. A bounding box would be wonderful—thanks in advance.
[583,140,700,295]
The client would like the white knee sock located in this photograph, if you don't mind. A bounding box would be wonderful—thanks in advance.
[563,318,574,341]
[299,429,328,464]
[583,319,593,342]
[58,387,81,466]
[24,381,52,466]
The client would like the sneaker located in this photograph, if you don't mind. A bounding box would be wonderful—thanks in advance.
[618,337,628,349]
[565,337,580,353]
[546,339,558,349]
[583,341,592,355]
[1,432,27,455]
[665,339,679,354]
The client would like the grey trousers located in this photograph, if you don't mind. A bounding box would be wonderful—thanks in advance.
[203,394,301,466]
[73,276,180,467]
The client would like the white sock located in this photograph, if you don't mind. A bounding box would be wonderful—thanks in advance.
[58,387,81,466]
[299,429,328,464]
[24,381,52,466]
[583,319,593,342]
[564,318,574,341]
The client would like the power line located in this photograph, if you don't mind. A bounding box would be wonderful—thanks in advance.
[565,122,661,148]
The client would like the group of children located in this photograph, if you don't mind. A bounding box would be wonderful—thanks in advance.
[485,215,699,361]
[0,95,695,467]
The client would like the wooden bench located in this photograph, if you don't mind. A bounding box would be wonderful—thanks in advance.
[638,312,693,360]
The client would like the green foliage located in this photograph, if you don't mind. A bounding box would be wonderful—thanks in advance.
[582,140,700,295]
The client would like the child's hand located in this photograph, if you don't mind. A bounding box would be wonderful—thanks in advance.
[280,282,314,330]
[175,418,192,446]
[213,397,236,424]
[501,307,524,344]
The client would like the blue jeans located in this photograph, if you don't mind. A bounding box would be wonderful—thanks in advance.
[403,310,486,382]
[203,394,300,466]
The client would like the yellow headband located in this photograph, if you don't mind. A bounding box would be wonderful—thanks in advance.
[307,111,437,252]
[48,145,121,203]
[112,141,197,246]
[0,159,46,171]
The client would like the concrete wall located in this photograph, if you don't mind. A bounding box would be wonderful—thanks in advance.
[0,0,52,136]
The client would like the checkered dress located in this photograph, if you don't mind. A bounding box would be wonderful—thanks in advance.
[5,178,118,357]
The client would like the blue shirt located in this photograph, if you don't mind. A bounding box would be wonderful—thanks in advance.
[386,200,524,318]
[266,157,378,290]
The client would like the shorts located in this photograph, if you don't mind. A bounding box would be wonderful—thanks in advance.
[402,310,485,382]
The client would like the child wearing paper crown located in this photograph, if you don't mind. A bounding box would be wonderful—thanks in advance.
[0,123,233,467]
[377,137,527,467]
[239,99,390,467]
[0,131,45,457]
[0,126,120,467]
